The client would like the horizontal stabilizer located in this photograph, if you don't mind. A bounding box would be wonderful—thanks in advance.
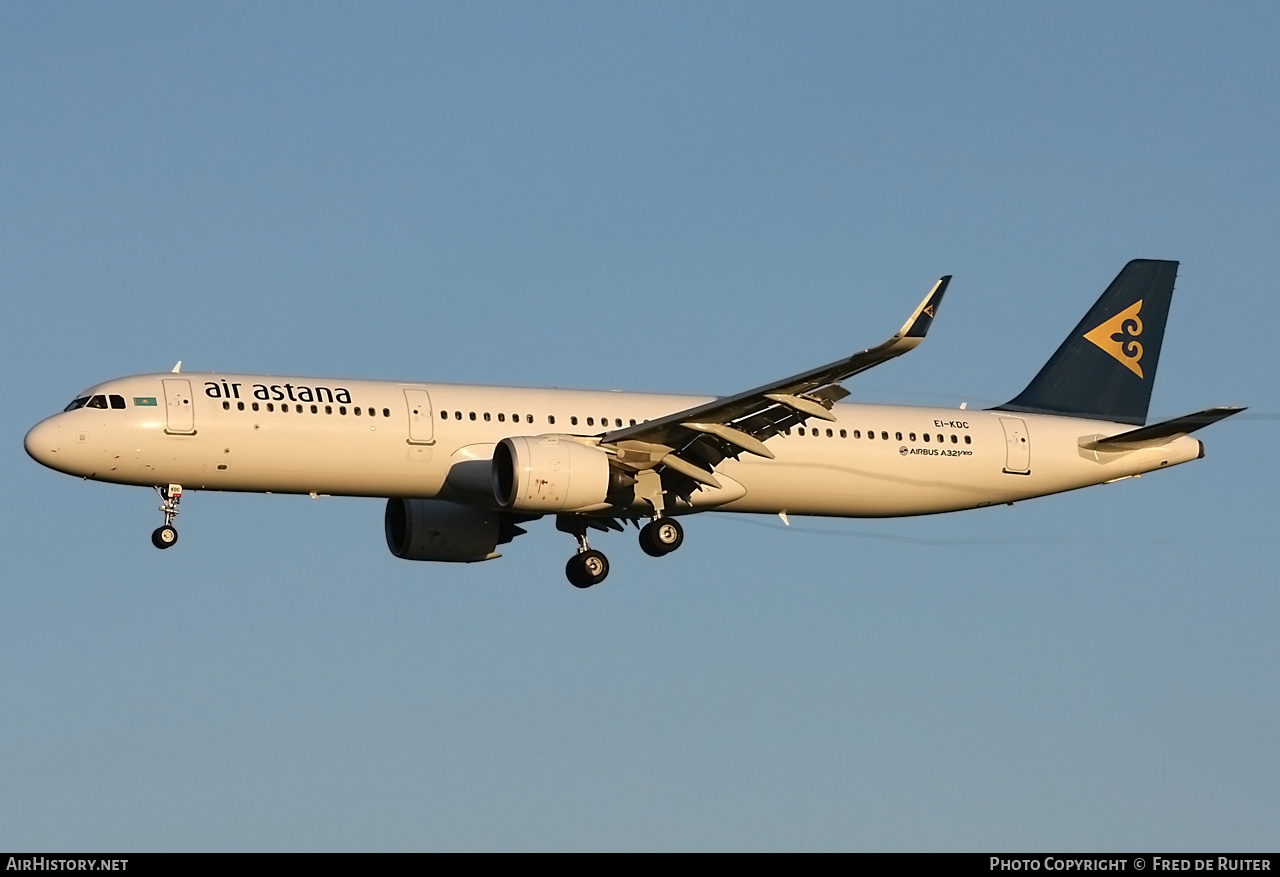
[1084,406,1245,450]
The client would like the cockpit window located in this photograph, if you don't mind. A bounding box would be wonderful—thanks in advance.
[86,395,108,409]
[64,397,90,411]
[109,395,126,409]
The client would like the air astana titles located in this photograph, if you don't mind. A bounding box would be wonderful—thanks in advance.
[203,380,354,405]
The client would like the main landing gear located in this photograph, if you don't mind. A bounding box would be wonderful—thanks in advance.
[639,517,683,557]
[151,484,182,550]
[558,518,610,588]
[566,548,610,589]
[558,515,685,588]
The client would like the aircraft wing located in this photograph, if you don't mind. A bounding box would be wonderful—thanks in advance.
[599,275,951,492]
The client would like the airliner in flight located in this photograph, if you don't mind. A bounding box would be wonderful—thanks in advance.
[25,260,1241,587]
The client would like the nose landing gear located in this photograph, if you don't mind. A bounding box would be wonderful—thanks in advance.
[151,484,182,550]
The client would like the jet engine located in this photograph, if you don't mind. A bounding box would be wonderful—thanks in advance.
[385,498,524,562]
[492,435,632,512]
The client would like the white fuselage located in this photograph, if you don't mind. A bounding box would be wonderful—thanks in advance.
[24,372,1203,518]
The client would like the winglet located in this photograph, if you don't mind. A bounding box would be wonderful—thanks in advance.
[897,275,951,340]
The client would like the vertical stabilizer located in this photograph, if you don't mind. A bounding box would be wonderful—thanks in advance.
[996,259,1178,426]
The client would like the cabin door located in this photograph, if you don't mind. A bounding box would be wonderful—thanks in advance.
[162,379,196,435]
[404,388,435,445]
[1000,417,1030,474]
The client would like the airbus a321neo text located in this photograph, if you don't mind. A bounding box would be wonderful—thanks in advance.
[26,260,1242,587]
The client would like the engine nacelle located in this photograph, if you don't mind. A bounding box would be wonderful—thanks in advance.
[492,435,629,512]
[385,498,509,562]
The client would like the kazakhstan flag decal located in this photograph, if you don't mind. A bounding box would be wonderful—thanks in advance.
[133,397,158,406]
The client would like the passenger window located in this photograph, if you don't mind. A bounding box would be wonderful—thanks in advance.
[239,402,246,411]
[484,412,491,422]
[455,411,462,420]
[798,427,805,436]
[310,405,318,414]
[548,415,556,425]
[222,401,230,410]
[895,432,902,440]
[324,405,331,414]
[951,434,958,443]
[964,435,971,444]
[868,430,875,440]
[923,433,930,442]
[64,397,90,411]
[587,417,594,426]
[469,412,476,421]
[630,419,636,426]
[253,402,260,412]
[839,429,847,438]
[87,395,108,409]
[338,406,345,415]
[267,403,275,412]
[384,409,391,417]
[826,429,833,437]
[853,430,861,438]
[498,413,505,422]
[355,407,362,416]
[296,404,304,413]
[525,414,532,424]
[881,431,888,440]
[440,410,448,419]
[615,418,622,427]
[110,395,126,409]
[909,432,916,441]
[570,416,578,426]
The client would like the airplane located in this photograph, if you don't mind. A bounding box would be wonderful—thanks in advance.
[24,259,1243,588]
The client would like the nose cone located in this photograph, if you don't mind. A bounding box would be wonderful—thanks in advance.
[24,418,61,470]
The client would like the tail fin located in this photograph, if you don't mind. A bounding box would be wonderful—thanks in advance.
[996,259,1178,425]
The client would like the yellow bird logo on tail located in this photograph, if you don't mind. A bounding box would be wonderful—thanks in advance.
[1084,300,1144,378]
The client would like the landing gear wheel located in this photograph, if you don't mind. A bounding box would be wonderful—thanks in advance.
[151,525,178,550]
[639,517,683,557]
[566,549,610,588]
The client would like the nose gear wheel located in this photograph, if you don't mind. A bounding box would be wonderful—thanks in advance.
[151,525,178,549]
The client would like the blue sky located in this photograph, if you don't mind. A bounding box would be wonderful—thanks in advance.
[2,2,1277,851]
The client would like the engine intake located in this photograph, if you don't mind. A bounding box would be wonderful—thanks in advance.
[492,435,631,512]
